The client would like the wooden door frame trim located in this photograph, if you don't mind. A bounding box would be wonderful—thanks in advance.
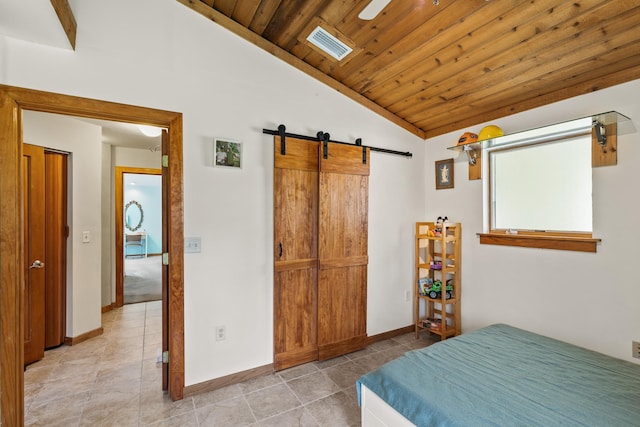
[0,84,185,425]
[115,166,162,308]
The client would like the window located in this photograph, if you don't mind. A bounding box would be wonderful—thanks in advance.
[490,134,592,233]
[480,117,600,252]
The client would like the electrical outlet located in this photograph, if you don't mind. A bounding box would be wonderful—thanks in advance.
[633,341,640,359]
[216,325,226,341]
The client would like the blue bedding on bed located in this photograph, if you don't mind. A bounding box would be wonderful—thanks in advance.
[356,324,640,426]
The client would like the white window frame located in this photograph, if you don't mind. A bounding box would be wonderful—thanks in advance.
[489,133,592,234]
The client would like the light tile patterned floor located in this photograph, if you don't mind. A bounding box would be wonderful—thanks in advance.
[24,301,436,426]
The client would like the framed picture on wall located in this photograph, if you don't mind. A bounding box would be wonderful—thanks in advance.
[435,158,454,190]
[214,138,242,169]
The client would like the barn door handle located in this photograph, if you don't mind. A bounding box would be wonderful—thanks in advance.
[29,260,44,269]
[278,124,286,155]
[279,242,283,258]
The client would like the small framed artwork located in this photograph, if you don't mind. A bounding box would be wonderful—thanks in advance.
[435,158,454,190]
[214,138,242,169]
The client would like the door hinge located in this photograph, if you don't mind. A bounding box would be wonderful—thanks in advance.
[162,351,169,363]
[162,253,169,265]
[162,155,169,168]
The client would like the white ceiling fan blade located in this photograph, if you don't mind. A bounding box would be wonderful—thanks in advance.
[358,0,392,20]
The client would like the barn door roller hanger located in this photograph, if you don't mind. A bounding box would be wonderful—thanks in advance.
[263,124,412,159]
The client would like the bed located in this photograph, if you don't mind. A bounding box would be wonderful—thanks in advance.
[356,324,640,426]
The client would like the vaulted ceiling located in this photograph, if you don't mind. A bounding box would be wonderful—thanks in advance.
[177,0,640,139]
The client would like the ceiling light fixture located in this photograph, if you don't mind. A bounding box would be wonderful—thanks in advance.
[138,125,162,137]
[359,0,441,21]
[358,0,391,20]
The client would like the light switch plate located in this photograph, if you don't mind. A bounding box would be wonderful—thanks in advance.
[184,237,201,253]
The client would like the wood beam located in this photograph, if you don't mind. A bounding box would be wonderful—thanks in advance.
[50,0,77,50]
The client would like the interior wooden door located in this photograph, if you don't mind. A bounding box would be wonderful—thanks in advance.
[273,136,319,371]
[44,151,68,348]
[317,143,369,360]
[22,144,46,365]
[161,130,169,390]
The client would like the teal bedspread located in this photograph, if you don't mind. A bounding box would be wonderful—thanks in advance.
[356,324,640,426]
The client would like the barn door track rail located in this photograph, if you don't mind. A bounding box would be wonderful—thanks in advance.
[263,124,412,158]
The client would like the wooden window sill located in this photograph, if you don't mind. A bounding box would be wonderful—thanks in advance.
[478,233,600,253]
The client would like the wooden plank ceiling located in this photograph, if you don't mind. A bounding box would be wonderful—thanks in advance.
[177,0,640,139]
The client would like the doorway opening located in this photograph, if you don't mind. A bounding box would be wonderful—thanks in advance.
[0,84,185,425]
[116,168,163,306]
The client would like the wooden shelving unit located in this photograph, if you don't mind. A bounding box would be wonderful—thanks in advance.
[415,221,461,340]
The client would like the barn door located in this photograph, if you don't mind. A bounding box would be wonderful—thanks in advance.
[23,144,46,365]
[273,137,319,371]
[317,143,369,360]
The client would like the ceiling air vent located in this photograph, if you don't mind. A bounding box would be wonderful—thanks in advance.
[306,26,353,61]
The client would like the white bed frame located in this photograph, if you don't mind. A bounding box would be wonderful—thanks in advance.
[360,385,416,427]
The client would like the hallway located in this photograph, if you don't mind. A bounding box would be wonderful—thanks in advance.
[25,301,164,426]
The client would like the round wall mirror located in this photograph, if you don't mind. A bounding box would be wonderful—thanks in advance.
[125,200,144,232]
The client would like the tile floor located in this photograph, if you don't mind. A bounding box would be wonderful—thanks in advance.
[24,301,437,426]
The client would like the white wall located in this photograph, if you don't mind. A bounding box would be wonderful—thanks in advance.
[113,147,161,169]
[101,143,112,307]
[1,0,425,386]
[424,78,640,363]
[0,35,6,80]
[22,111,103,339]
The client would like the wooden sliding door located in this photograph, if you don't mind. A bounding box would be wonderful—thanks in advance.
[273,137,319,371]
[318,143,369,360]
[44,151,68,349]
[273,136,370,369]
